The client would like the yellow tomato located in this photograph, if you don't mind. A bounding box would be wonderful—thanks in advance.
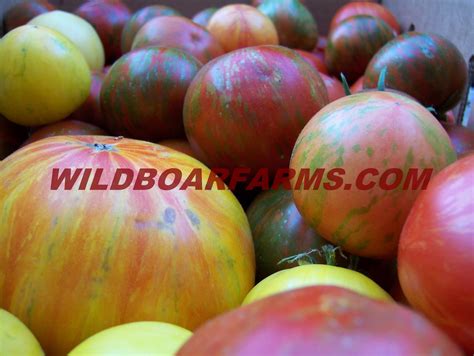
[29,10,105,71]
[0,25,91,126]
[69,322,192,356]
[0,309,44,356]
[243,264,392,305]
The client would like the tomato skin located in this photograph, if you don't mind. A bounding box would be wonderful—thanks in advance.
[178,286,462,355]
[398,155,474,353]
[75,0,131,64]
[4,0,55,32]
[132,16,224,64]
[330,1,401,34]
[184,45,328,177]
[295,50,328,74]
[441,122,474,158]
[192,8,218,27]
[247,190,343,280]
[121,5,181,54]
[326,15,395,83]
[0,136,255,355]
[290,91,456,258]
[22,120,106,146]
[364,32,468,112]
[207,4,278,53]
[242,264,392,305]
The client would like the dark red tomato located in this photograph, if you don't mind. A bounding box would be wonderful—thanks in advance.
[178,286,462,355]
[330,1,401,34]
[295,50,328,74]
[326,15,395,83]
[4,0,55,32]
[364,32,468,112]
[441,123,474,158]
[320,73,345,103]
[184,45,328,177]
[101,47,202,141]
[22,120,106,146]
[0,114,28,160]
[192,7,218,27]
[247,189,346,280]
[68,71,105,128]
[121,5,181,54]
[132,16,224,64]
[399,155,474,353]
[75,0,131,64]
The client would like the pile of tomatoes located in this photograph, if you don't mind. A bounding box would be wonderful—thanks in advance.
[0,0,473,355]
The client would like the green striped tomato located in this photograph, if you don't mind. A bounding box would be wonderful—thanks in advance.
[247,189,345,280]
[290,91,456,258]
[184,45,328,176]
[364,32,468,112]
[325,15,395,83]
[0,136,255,355]
[101,47,202,141]
[258,0,318,51]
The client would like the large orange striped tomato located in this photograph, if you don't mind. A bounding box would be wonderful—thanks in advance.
[0,136,255,356]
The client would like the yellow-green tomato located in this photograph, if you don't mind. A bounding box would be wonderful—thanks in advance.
[0,309,44,356]
[243,264,392,305]
[29,10,105,70]
[0,25,91,126]
[69,322,192,356]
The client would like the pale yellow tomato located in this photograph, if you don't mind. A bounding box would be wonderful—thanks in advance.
[0,25,91,126]
[243,264,392,305]
[69,322,192,356]
[0,309,44,356]
[29,10,105,70]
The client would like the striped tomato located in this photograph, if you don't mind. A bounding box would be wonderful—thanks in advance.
[75,0,131,64]
[326,15,395,83]
[258,0,318,51]
[364,32,468,112]
[132,16,224,64]
[0,136,255,355]
[121,5,181,54]
[184,45,328,176]
[101,47,202,141]
[247,189,343,280]
[330,2,401,34]
[290,91,456,258]
[178,286,462,355]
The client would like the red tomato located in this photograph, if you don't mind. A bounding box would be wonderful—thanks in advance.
[399,155,474,353]
[320,73,346,103]
[178,286,462,355]
[295,50,328,74]
[330,2,401,34]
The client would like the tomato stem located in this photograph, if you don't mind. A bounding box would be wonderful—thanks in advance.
[340,73,352,96]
